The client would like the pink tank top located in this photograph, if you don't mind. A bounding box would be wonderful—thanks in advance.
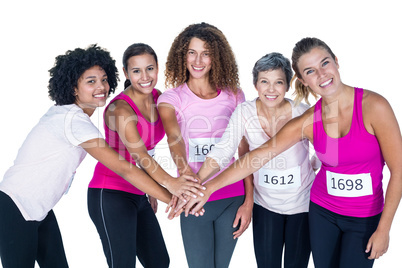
[311,88,385,217]
[89,89,165,195]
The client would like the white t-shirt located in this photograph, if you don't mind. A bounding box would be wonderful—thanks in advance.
[0,104,102,221]
[207,98,320,214]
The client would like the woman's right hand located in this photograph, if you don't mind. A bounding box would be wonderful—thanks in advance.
[166,194,205,219]
[165,173,206,200]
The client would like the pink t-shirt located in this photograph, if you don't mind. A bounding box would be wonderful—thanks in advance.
[157,83,246,202]
[89,89,165,195]
[311,88,385,217]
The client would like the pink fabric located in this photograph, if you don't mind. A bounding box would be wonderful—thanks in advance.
[89,89,165,195]
[157,83,245,202]
[311,88,385,217]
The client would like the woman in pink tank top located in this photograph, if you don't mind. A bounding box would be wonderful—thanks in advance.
[87,43,205,268]
[183,37,402,268]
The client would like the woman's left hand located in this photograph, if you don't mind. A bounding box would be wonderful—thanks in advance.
[366,228,390,259]
[232,202,253,239]
[148,195,158,214]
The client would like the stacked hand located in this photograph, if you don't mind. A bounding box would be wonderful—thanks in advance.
[164,175,252,239]
[165,171,208,219]
[165,173,206,201]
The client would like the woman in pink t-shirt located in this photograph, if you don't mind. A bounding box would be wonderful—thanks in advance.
[184,37,402,268]
[158,22,253,268]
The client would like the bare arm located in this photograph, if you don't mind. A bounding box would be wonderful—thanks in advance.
[232,137,254,239]
[81,138,172,204]
[184,112,311,215]
[107,101,204,199]
[158,102,198,179]
[364,92,402,259]
[158,102,205,215]
[198,103,247,183]
[197,157,221,183]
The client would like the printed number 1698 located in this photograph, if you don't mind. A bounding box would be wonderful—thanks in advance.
[331,178,363,191]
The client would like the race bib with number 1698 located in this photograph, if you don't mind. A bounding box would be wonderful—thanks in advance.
[326,171,373,197]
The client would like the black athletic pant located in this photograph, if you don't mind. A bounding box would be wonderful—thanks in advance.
[0,191,68,268]
[309,201,381,268]
[252,204,311,268]
[87,188,169,268]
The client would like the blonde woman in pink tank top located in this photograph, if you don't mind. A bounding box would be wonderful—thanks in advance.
[182,37,402,268]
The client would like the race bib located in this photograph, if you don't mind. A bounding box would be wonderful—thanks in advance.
[326,171,373,197]
[188,137,220,163]
[258,166,301,190]
[147,148,155,158]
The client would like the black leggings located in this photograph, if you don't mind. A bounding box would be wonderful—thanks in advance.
[0,191,68,268]
[252,204,311,268]
[87,188,169,268]
[309,201,381,268]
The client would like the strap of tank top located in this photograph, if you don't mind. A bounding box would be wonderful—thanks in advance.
[101,91,142,131]
[103,89,160,128]
[115,92,142,116]
[313,98,323,126]
[151,89,162,121]
[312,98,324,149]
[110,89,159,118]
[152,88,159,103]
[353,87,364,132]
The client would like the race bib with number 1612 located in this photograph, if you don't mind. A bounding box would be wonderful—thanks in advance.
[258,166,301,190]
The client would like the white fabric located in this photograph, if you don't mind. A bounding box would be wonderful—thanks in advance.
[207,98,320,214]
[0,104,102,221]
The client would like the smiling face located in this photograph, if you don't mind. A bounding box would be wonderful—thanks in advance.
[256,68,288,108]
[123,53,158,95]
[186,37,212,80]
[297,47,340,97]
[74,65,109,115]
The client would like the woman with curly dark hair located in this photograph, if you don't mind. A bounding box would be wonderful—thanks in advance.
[158,22,253,268]
[0,44,179,267]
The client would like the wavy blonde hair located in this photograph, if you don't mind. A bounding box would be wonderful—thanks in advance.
[291,75,318,106]
[165,22,240,94]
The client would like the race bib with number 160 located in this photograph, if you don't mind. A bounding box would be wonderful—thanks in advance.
[188,137,220,163]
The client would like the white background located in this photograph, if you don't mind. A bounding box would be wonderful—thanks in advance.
[0,0,401,267]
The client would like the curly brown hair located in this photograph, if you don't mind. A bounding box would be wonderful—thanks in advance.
[165,22,240,94]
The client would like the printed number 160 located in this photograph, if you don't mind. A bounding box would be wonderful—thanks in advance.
[194,144,215,156]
